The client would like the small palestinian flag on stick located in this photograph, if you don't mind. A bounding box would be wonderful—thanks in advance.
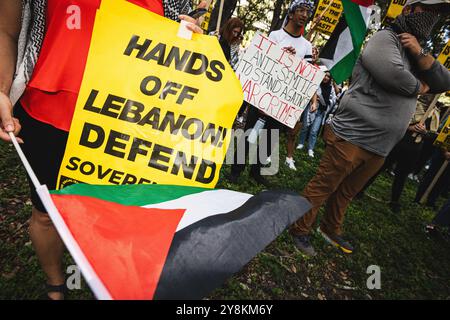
[37,183,310,300]
[320,0,374,84]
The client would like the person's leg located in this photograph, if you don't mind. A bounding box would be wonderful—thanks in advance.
[29,208,65,300]
[250,121,270,180]
[413,137,434,175]
[307,111,325,152]
[356,145,399,198]
[14,103,68,299]
[415,148,444,203]
[291,126,361,236]
[297,109,309,147]
[391,139,422,205]
[286,120,302,159]
[231,106,259,177]
[321,150,385,237]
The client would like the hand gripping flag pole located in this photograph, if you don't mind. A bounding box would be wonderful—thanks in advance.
[8,132,112,300]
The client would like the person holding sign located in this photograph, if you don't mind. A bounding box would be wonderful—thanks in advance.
[290,0,450,256]
[0,0,206,300]
[230,0,318,184]
[268,0,318,171]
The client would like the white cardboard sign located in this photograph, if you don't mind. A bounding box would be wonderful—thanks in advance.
[237,32,324,128]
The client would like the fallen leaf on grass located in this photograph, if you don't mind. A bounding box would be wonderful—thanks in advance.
[239,283,250,291]
[2,267,20,280]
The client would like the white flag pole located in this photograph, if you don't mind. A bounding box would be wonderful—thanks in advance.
[8,132,40,189]
[215,0,225,35]
[8,132,112,300]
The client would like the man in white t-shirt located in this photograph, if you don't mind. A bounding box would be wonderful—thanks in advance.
[229,0,317,186]
[268,0,318,171]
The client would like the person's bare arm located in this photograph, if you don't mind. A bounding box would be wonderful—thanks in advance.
[310,93,318,112]
[0,0,22,142]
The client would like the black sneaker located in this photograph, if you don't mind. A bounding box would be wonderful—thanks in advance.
[317,227,354,254]
[292,234,317,257]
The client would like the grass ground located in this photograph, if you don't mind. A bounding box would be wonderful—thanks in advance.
[0,135,449,300]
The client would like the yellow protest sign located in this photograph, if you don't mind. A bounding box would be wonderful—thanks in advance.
[434,116,450,152]
[433,40,450,151]
[438,40,450,70]
[312,0,343,36]
[384,0,406,23]
[201,1,214,32]
[57,0,243,189]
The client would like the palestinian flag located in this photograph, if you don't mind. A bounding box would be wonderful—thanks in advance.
[36,184,310,300]
[320,0,374,84]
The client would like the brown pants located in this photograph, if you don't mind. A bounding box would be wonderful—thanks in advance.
[291,125,385,236]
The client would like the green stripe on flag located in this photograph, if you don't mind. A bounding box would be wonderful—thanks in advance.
[342,0,367,56]
[51,184,209,206]
[330,51,357,84]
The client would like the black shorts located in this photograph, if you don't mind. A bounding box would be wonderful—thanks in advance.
[14,102,68,213]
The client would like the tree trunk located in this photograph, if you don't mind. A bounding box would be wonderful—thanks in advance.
[269,0,285,32]
[207,0,239,33]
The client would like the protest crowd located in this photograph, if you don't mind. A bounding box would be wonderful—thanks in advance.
[0,0,450,300]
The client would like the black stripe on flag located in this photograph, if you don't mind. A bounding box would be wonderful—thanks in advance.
[153,190,311,299]
[319,16,348,61]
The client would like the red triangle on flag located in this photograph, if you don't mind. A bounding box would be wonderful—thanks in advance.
[51,194,184,299]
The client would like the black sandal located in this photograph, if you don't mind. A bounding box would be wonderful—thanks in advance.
[45,283,67,300]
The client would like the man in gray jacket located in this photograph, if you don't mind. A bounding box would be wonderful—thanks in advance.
[291,0,450,256]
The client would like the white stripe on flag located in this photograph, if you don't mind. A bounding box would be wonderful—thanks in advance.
[321,27,353,70]
[144,190,253,231]
[360,5,372,26]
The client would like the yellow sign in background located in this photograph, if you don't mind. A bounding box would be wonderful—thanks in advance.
[434,116,450,152]
[433,41,450,151]
[384,0,406,23]
[437,40,450,70]
[201,1,214,32]
[313,0,343,36]
[57,0,243,189]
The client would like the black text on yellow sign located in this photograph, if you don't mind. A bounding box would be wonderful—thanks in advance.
[434,116,450,152]
[438,41,450,70]
[57,0,243,189]
[313,0,343,36]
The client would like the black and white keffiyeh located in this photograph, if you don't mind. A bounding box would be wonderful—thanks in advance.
[10,0,192,105]
[229,43,240,71]
[10,0,45,105]
[392,11,440,43]
[164,0,192,21]
[282,0,315,26]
